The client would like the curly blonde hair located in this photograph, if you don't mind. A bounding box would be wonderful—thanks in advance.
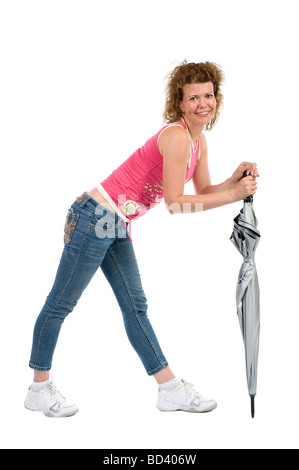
[163,61,224,131]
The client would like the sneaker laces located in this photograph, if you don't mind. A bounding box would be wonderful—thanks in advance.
[45,381,65,404]
[180,379,201,405]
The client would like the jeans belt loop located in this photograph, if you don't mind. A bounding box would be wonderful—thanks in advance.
[76,192,90,207]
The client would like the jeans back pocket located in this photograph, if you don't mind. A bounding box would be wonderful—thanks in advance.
[64,208,79,245]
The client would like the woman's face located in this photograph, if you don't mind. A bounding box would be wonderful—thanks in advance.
[179,82,216,128]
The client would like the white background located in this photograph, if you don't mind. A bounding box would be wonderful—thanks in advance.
[1,0,299,450]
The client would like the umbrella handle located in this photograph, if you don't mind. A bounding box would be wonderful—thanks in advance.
[242,170,253,203]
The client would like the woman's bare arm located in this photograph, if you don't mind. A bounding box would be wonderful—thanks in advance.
[192,133,235,196]
[159,127,257,214]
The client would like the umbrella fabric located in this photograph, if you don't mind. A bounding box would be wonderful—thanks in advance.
[230,199,261,417]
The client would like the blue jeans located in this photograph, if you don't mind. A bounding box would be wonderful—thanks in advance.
[29,192,168,375]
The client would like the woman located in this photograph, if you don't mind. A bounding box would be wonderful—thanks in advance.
[25,61,258,417]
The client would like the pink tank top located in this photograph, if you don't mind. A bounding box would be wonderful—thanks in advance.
[98,119,200,222]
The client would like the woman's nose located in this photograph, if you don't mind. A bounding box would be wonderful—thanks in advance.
[197,97,206,108]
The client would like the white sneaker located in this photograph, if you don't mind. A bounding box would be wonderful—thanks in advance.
[156,378,217,413]
[24,380,79,418]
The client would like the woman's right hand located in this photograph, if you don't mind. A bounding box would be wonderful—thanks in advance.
[230,175,257,202]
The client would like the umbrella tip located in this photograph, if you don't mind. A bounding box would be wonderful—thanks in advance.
[250,395,255,418]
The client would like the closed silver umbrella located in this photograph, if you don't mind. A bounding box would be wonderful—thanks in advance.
[230,175,261,418]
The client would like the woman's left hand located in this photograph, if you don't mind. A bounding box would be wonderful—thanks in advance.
[231,161,259,185]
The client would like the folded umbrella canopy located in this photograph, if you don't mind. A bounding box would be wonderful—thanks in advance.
[230,174,261,418]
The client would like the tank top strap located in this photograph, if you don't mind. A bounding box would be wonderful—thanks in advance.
[157,121,186,144]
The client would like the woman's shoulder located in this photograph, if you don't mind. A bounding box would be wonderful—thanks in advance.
[198,132,207,152]
[157,120,188,143]
[157,121,189,155]
[161,120,187,132]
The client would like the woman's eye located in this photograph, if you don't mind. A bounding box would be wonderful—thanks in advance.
[206,94,214,98]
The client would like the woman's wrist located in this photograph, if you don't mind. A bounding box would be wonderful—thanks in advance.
[225,175,236,189]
